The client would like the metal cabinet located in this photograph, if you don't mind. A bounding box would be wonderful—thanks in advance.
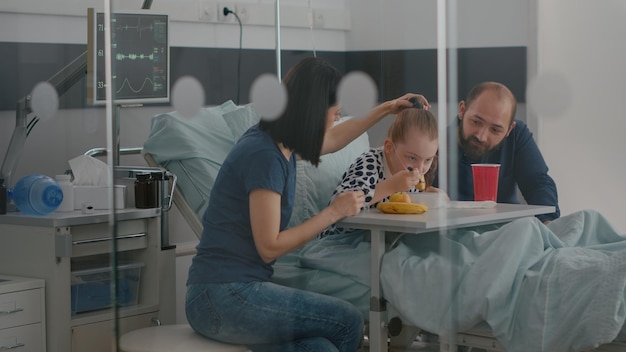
[0,275,45,352]
[0,209,176,352]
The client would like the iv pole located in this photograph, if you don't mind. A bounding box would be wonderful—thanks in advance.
[275,0,281,81]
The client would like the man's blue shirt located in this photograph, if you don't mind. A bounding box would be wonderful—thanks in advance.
[435,119,560,222]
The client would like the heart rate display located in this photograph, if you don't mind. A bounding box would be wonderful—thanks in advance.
[87,9,169,105]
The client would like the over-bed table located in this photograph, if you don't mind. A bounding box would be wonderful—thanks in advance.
[338,204,555,352]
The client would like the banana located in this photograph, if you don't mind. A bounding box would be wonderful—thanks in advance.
[389,192,411,203]
[377,202,429,214]
[417,175,426,191]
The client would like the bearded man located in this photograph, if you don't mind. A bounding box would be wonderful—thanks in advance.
[435,81,560,223]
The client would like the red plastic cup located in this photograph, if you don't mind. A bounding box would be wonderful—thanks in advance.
[471,164,500,202]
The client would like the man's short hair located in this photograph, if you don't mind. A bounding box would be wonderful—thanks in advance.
[465,82,517,125]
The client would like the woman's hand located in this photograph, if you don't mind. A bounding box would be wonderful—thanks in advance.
[387,93,431,115]
[321,92,430,155]
[328,190,365,221]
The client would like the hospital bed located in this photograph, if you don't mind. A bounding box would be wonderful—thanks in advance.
[141,101,626,352]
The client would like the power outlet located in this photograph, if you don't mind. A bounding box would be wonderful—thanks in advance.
[198,0,217,21]
[314,10,326,28]
[237,4,249,24]
[217,2,236,23]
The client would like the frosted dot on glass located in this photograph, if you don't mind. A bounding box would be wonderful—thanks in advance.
[527,72,571,118]
[249,73,286,121]
[30,82,59,121]
[172,76,205,118]
[337,71,377,118]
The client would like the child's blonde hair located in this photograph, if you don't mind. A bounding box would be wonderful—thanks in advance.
[387,108,438,143]
[387,108,439,188]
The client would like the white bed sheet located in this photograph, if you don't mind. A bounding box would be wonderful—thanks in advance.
[273,210,626,352]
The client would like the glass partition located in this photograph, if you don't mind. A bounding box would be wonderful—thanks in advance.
[2,0,623,351]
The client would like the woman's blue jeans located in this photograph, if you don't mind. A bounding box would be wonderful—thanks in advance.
[185,281,364,352]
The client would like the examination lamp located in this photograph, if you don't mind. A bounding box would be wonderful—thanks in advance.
[0,2,154,187]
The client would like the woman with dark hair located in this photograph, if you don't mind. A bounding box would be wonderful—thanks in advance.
[185,57,428,351]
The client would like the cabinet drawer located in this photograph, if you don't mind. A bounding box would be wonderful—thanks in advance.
[70,220,149,257]
[0,323,44,352]
[0,289,42,330]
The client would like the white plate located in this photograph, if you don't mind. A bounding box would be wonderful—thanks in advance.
[409,192,447,208]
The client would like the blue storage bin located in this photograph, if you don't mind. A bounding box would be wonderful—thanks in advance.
[70,262,144,314]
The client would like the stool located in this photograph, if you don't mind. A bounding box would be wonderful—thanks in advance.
[120,324,251,352]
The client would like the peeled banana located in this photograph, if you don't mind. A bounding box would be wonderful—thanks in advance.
[417,175,426,191]
[389,192,411,203]
[407,166,426,191]
[377,202,429,214]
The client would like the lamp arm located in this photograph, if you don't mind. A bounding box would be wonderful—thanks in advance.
[0,51,87,186]
[48,51,88,98]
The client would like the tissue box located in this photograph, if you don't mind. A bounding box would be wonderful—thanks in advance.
[73,185,126,210]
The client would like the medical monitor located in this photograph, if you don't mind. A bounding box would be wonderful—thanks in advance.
[87,8,169,105]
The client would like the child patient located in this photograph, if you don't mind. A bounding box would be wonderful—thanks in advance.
[319,106,439,238]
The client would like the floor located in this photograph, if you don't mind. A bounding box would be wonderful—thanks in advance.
[359,333,447,352]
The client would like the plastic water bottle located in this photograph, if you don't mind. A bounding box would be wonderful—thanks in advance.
[10,174,63,215]
[55,174,74,212]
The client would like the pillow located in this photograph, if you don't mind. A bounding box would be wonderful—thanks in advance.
[143,100,238,217]
[143,100,237,163]
[222,103,260,141]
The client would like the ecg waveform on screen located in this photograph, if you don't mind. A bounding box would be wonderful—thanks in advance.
[115,76,164,94]
[114,18,159,39]
[116,53,155,61]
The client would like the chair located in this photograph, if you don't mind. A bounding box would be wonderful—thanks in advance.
[120,324,250,352]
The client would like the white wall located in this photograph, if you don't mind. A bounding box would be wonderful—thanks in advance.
[0,0,349,50]
[532,0,626,232]
[345,0,528,50]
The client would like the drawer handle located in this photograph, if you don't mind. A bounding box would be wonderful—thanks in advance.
[72,233,147,245]
[0,342,25,350]
[0,307,23,316]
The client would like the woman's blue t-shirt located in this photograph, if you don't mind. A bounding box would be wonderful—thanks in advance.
[187,125,296,284]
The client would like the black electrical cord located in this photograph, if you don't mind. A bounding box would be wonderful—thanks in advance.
[141,0,153,9]
[223,7,243,105]
[26,116,39,137]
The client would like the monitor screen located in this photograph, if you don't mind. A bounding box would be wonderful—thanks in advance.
[87,8,170,105]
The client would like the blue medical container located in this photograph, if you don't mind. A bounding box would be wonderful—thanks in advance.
[10,174,63,215]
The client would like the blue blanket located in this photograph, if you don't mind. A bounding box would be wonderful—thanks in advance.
[273,210,626,351]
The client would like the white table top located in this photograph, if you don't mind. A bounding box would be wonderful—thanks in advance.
[0,207,160,227]
[338,203,555,233]
[0,275,45,293]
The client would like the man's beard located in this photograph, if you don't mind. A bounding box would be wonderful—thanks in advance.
[458,122,498,161]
